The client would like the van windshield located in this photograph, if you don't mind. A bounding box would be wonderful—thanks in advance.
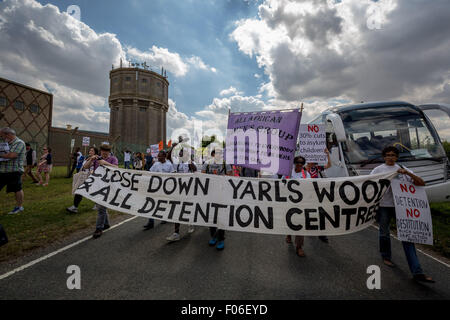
[339,105,446,164]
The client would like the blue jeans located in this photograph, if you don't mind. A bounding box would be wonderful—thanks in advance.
[96,205,110,230]
[377,206,423,275]
[124,161,130,169]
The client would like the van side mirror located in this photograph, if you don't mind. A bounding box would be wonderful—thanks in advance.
[326,113,347,142]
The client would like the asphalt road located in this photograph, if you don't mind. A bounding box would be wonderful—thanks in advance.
[1,217,449,300]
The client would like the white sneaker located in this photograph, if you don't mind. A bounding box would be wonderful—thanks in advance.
[66,205,78,213]
[166,232,181,242]
[188,225,195,233]
[8,206,24,215]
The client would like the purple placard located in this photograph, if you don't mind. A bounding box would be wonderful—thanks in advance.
[225,109,301,176]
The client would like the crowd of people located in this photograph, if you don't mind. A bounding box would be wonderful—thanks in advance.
[0,126,435,283]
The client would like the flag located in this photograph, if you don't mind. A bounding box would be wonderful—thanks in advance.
[167,140,172,148]
[158,140,163,150]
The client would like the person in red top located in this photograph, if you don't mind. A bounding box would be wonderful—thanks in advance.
[305,148,332,178]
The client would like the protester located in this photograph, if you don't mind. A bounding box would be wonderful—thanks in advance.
[83,144,118,239]
[285,156,311,257]
[166,146,197,242]
[123,149,132,169]
[143,150,175,230]
[305,148,332,243]
[202,148,232,250]
[0,127,26,215]
[240,166,259,178]
[67,147,82,178]
[370,146,434,283]
[66,147,99,214]
[36,146,52,186]
[144,151,153,171]
[24,143,38,183]
[134,152,143,170]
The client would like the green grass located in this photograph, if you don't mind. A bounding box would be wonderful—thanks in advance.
[430,202,450,258]
[1,166,450,262]
[0,166,126,262]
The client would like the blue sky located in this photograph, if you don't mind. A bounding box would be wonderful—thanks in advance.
[39,0,266,114]
[1,0,449,141]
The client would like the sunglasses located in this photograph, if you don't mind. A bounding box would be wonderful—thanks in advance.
[295,162,305,165]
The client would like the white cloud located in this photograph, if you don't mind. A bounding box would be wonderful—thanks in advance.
[230,0,450,117]
[126,46,188,77]
[219,86,243,96]
[0,0,216,135]
[127,46,217,77]
[0,0,124,131]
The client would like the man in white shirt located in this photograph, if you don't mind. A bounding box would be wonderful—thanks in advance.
[143,150,175,230]
[166,147,197,242]
[123,150,131,169]
[371,146,434,283]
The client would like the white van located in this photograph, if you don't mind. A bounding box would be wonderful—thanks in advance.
[310,101,450,203]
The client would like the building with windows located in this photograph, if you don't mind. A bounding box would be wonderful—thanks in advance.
[0,77,53,153]
[1,64,169,165]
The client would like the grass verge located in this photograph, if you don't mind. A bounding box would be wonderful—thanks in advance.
[0,166,126,262]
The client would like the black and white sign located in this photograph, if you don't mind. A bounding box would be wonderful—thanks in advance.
[75,166,397,236]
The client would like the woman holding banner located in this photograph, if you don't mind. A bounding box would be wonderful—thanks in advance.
[306,148,332,243]
[285,156,310,257]
[166,146,197,242]
[66,146,99,214]
[371,146,434,283]
[89,144,119,239]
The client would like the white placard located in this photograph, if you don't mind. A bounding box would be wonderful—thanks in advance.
[298,124,327,164]
[150,144,159,157]
[391,179,433,245]
[82,136,90,146]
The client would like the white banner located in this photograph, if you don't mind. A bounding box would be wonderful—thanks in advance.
[75,167,398,236]
[391,179,433,245]
[298,124,327,164]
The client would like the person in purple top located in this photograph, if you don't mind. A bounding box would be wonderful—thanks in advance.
[83,144,118,239]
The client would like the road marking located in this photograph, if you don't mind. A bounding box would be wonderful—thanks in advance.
[370,225,450,268]
[0,216,138,281]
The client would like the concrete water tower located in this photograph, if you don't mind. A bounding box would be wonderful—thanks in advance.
[108,60,169,148]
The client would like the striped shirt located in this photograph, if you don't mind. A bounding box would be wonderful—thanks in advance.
[0,137,26,173]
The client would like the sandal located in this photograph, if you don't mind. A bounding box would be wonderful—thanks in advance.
[285,235,292,244]
[413,274,435,283]
[383,259,396,268]
[296,247,305,257]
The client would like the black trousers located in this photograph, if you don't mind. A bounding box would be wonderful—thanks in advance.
[74,194,83,207]
[209,227,225,241]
